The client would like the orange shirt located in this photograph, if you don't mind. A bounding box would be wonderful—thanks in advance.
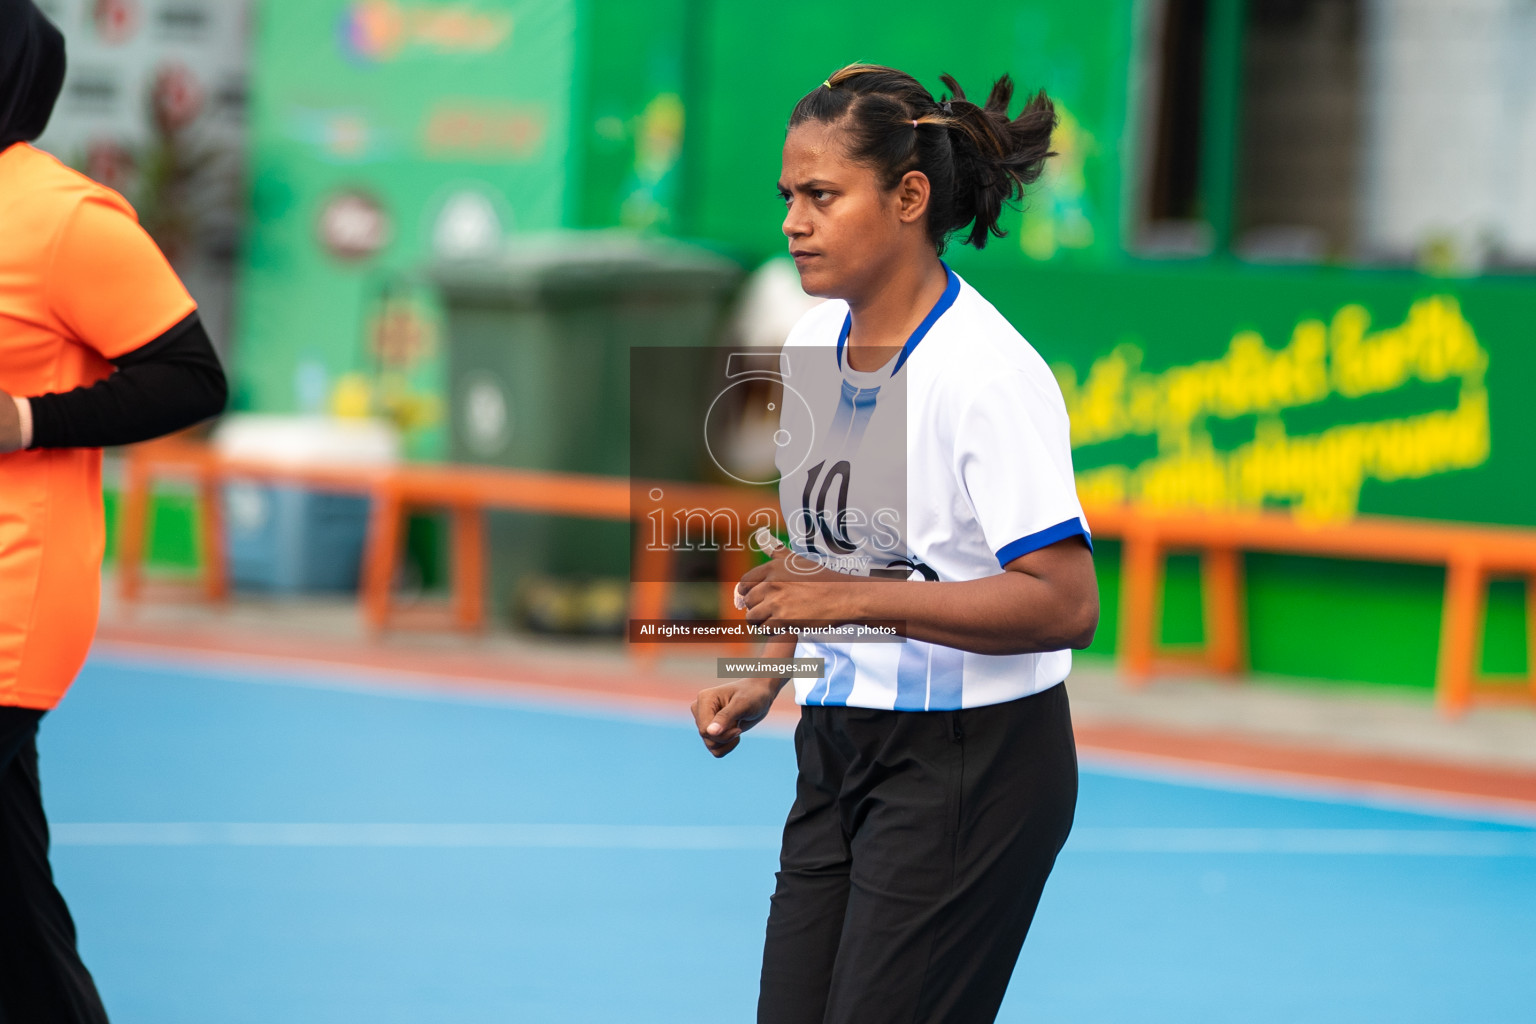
[0,142,196,709]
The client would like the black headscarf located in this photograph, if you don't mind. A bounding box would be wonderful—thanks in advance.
[1,0,66,151]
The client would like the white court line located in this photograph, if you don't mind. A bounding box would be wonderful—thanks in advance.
[50,823,1536,855]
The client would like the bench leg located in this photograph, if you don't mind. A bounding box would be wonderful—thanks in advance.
[1436,555,1485,716]
[629,537,674,664]
[361,488,405,634]
[450,505,485,631]
[197,461,228,603]
[1203,546,1247,677]
[1119,531,1162,685]
[117,453,151,606]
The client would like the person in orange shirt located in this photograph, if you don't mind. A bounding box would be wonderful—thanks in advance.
[1,2,227,1019]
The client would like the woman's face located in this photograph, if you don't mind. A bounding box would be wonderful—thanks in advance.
[779,121,910,301]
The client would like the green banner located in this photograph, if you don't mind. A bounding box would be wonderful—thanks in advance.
[955,259,1534,528]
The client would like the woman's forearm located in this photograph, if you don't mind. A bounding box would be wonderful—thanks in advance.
[26,312,226,450]
[842,550,1098,656]
[750,635,800,694]
[758,634,800,661]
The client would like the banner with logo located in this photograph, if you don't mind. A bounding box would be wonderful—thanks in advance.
[236,0,575,456]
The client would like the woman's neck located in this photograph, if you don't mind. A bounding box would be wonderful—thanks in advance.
[844,254,949,373]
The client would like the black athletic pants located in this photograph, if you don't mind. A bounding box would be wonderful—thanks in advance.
[759,683,1077,1024]
[0,707,110,1024]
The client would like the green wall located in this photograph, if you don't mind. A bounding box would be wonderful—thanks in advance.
[103,492,203,571]
[681,0,1135,264]
[570,0,691,230]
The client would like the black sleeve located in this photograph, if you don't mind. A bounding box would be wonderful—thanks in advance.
[28,311,228,450]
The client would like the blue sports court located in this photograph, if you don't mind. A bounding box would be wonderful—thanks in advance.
[37,652,1536,1023]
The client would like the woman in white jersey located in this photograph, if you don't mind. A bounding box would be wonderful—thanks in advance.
[690,64,1097,1023]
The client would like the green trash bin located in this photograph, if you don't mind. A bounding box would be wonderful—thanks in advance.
[432,232,744,629]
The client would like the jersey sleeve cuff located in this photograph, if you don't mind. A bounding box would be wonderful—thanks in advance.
[995,517,1093,567]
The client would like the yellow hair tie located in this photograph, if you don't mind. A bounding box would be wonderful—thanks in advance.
[822,80,832,89]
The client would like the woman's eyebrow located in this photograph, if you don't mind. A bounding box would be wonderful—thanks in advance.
[778,179,837,193]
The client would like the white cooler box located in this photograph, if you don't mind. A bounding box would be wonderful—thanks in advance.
[213,415,400,594]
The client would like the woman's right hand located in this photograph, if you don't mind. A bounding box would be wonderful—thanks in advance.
[690,677,786,758]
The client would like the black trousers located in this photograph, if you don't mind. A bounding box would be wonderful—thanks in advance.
[759,683,1078,1024]
[0,707,110,1024]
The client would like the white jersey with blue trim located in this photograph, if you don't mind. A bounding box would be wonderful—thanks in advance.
[775,266,1091,711]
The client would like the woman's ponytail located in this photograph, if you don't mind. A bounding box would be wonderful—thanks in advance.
[937,73,1056,250]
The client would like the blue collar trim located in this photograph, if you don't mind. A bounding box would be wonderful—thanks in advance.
[836,263,960,376]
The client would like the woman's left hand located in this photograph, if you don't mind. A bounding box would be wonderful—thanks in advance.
[736,549,860,627]
[0,389,24,454]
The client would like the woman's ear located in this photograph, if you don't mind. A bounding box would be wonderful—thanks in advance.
[896,170,931,224]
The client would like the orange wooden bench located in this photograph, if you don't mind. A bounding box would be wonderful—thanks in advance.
[115,439,776,650]
[1084,505,1536,715]
[357,464,773,645]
